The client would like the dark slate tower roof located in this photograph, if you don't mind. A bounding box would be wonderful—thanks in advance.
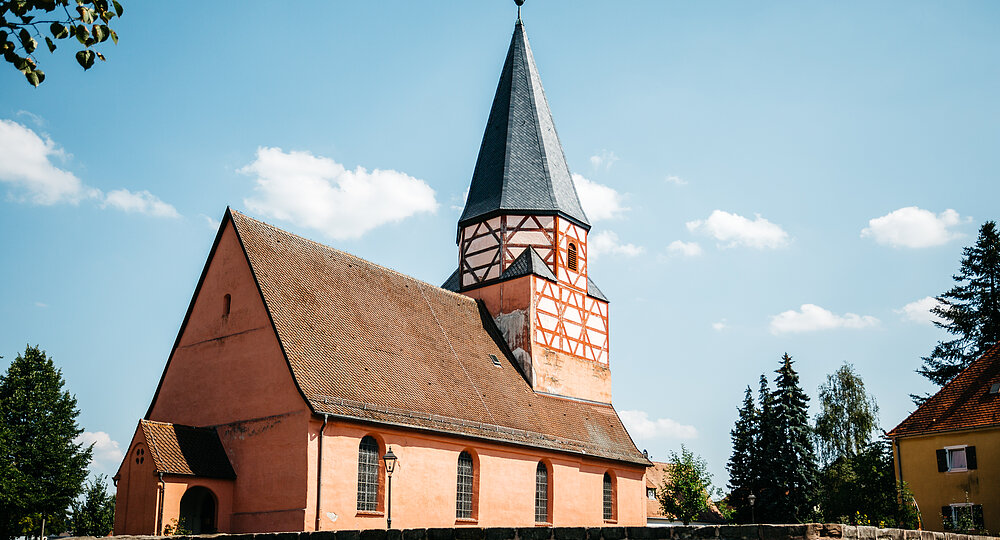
[459,20,590,230]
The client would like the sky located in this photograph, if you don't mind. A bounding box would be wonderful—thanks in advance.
[2,1,999,488]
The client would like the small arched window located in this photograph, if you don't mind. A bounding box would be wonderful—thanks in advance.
[223,294,231,317]
[567,243,578,272]
[357,436,380,512]
[603,472,615,521]
[456,451,474,519]
[535,461,549,523]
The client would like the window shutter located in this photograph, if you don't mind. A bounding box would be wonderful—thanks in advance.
[936,449,948,472]
[972,505,984,529]
[966,446,977,469]
[941,506,953,529]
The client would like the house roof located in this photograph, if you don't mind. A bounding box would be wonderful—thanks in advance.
[888,344,1000,438]
[458,20,590,230]
[139,420,236,479]
[228,209,647,466]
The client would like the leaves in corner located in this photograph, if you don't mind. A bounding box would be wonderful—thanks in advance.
[75,50,95,70]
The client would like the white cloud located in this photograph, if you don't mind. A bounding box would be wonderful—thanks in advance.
[0,119,94,204]
[589,149,619,170]
[76,431,123,475]
[200,214,221,230]
[667,240,702,257]
[665,175,687,186]
[770,303,880,335]
[861,207,965,248]
[572,173,628,221]
[103,189,180,218]
[15,110,45,127]
[241,147,438,240]
[712,319,728,331]
[687,210,789,249]
[34,301,48,308]
[896,296,946,325]
[620,410,698,440]
[590,230,644,258]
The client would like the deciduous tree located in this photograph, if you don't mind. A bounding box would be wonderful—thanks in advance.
[657,445,713,525]
[71,475,114,536]
[814,363,879,465]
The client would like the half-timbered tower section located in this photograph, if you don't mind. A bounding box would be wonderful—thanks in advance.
[443,20,611,404]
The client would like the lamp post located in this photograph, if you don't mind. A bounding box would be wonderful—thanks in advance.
[748,493,756,524]
[383,447,398,529]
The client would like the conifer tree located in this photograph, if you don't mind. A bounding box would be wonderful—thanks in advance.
[917,221,1000,399]
[727,386,758,523]
[759,354,817,523]
[0,346,91,540]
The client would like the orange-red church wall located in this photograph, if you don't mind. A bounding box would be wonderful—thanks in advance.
[306,419,647,530]
[114,430,158,535]
[159,476,235,534]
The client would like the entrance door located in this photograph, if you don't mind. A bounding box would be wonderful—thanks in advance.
[178,486,216,534]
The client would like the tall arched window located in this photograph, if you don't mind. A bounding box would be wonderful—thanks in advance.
[535,461,549,523]
[456,451,474,519]
[603,472,615,521]
[357,436,380,512]
[567,243,578,272]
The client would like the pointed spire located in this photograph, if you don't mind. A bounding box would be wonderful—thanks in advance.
[459,18,590,230]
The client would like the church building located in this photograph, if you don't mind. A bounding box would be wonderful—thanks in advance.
[113,12,649,535]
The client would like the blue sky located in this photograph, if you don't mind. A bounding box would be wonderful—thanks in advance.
[2,1,999,487]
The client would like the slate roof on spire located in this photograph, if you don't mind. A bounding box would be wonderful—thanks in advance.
[459,20,590,230]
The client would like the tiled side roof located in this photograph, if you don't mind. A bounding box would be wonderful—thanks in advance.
[230,210,647,466]
[888,345,1000,438]
[501,246,557,282]
[459,20,589,230]
[140,420,235,479]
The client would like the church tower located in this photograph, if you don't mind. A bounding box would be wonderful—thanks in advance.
[443,16,612,403]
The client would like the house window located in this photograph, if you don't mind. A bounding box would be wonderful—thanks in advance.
[357,436,380,512]
[456,451,474,519]
[943,504,985,531]
[603,472,614,521]
[535,461,549,523]
[937,446,977,472]
[647,488,656,500]
[567,243,578,272]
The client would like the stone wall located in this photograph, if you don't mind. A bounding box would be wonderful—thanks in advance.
[71,524,998,540]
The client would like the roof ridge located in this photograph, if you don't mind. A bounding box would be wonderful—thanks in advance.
[230,209,476,302]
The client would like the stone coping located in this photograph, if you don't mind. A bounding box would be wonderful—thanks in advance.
[69,524,998,540]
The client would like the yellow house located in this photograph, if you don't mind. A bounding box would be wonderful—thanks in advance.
[887,345,1000,533]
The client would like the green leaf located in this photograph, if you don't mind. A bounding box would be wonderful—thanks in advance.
[78,6,95,24]
[45,37,56,52]
[93,24,107,42]
[25,37,37,54]
[75,49,94,70]
[18,28,30,48]
[20,15,34,24]
[25,69,44,87]
[109,29,118,45]
[74,24,89,44]
[112,0,123,17]
[95,51,105,61]
[50,22,70,39]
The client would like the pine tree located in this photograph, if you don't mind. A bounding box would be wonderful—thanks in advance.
[0,346,92,540]
[754,374,777,521]
[761,354,818,523]
[726,386,758,523]
[917,221,1000,398]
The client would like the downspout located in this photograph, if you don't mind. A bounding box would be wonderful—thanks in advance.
[157,472,165,535]
[315,414,329,531]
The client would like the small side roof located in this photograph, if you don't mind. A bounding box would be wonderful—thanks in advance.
[888,344,1000,438]
[139,420,236,479]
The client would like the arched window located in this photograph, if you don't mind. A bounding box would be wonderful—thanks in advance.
[223,294,231,316]
[357,436,380,512]
[567,243,578,272]
[535,461,549,523]
[456,451,474,519]
[603,472,615,521]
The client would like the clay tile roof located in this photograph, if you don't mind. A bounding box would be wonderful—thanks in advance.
[888,344,1000,438]
[140,420,235,479]
[229,209,646,466]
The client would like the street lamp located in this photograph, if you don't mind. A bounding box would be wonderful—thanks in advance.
[383,447,398,529]
[748,493,756,524]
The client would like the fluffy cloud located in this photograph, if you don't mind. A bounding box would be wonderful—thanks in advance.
[103,189,180,218]
[665,175,687,186]
[712,319,728,331]
[572,173,628,221]
[590,230,644,258]
[0,119,94,204]
[686,210,789,249]
[667,240,702,257]
[861,207,965,248]
[76,431,123,475]
[619,410,698,440]
[589,149,619,170]
[896,296,946,325]
[770,304,880,334]
[241,147,438,240]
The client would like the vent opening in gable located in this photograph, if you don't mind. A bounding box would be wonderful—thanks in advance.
[489,354,502,367]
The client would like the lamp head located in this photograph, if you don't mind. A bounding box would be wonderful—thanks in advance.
[383,447,398,477]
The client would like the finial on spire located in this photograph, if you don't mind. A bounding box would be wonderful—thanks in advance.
[515,0,524,21]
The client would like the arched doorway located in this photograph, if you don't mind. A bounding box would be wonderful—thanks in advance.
[179,486,217,534]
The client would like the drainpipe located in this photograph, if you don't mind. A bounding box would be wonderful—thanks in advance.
[315,414,329,531]
[157,472,165,535]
